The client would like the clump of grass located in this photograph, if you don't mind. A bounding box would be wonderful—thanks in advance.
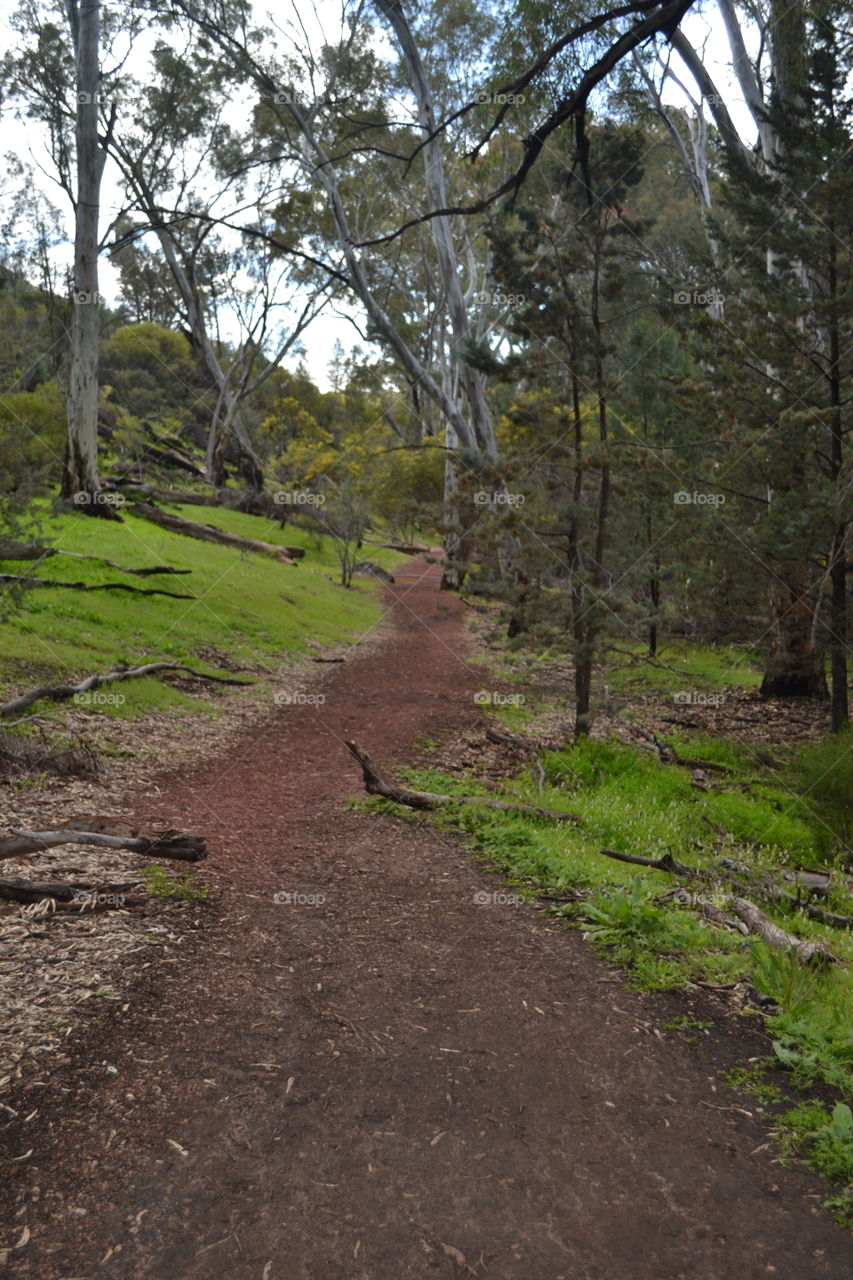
[774,1101,853,1228]
[139,864,210,901]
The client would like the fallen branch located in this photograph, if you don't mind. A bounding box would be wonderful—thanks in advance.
[345,740,580,822]
[730,896,834,964]
[805,905,853,929]
[0,575,194,600]
[630,726,733,773]
[129,501,300,562]
[0,662,253,717]
[0,877,138,905]
[1,826,207,862]
[598,847,702,877]
[0,540,191,577]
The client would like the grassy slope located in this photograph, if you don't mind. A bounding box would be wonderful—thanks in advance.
[0,506,400,716]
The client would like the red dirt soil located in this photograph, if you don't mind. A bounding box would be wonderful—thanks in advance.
[1,558,850,1279]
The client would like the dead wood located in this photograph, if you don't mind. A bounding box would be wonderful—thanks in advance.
[0,826,207,862]
[345,740,580,822]
[107,481,220,506]
[128,501,299,562]
[630,726,733,774]
[805,905,853,929]
[730,896,834,964]
[695,900,750,934]
[0,878,138,905]
[0,662,253,717]
[597,847,703,877]
[362,538,430,554]
[353,561,396,583]
[484,725,538,753]
[0,733,99,780]
[0,541,191,577]
[0,575,194,600]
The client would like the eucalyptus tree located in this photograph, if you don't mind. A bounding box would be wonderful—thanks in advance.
[107,37,337,490]
[2,0,135,513]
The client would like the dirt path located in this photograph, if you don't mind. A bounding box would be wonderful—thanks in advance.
[2,559,850,1279]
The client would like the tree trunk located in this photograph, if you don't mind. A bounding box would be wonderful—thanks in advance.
[759,580,828,698]
[375,0,497,463]
[826,234,849,730]
[60,0,118,517]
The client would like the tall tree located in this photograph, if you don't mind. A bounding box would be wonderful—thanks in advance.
[61,0,117,511]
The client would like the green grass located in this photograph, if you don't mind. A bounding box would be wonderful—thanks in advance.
[606,640,763,698]
[0,505,402,716]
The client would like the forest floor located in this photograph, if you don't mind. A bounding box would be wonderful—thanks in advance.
[1,556,851,1279]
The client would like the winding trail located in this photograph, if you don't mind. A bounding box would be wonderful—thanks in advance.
[4,559,850,1279]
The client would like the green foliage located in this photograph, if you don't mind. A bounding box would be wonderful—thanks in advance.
[139,864,210,901]
[775,1102,853,1228]
[750,943,826,1016]
[582,876,664,951]
[722,1062,784,1106]
[787,729,853,857]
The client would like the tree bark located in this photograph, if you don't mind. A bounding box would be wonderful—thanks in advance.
[60,0,118,517]
[759,580,828,698]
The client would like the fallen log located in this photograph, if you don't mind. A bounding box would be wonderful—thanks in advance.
[730,896,834,964]
[805,905,853,929]
[128,501,299,562]
[362,538,430,555]
[0,826,207,862]
[0,575,194,600]
[107,481,220,506]
[0,661,252,717]
[345,740,580,822]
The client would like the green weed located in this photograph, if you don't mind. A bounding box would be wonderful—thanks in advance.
[139,864,210,901]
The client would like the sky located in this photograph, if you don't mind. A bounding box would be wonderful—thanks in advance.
[0,0,761,390]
